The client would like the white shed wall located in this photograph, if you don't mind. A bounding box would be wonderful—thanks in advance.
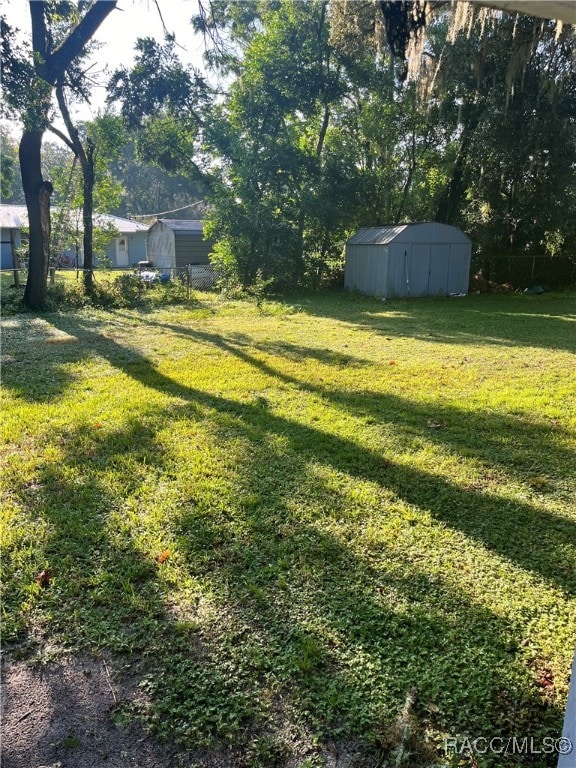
[148,223,176,268]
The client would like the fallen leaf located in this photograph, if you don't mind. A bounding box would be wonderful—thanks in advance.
[537,672,554,688]
[156,549,171,563]
[35,569,52,587]
[389,360,396,366]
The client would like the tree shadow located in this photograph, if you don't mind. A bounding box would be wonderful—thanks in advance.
[79,312,576,501]
[280,290,576,354]
[4,308,573,764]
[40,312,576,596]
[10,390,564,762]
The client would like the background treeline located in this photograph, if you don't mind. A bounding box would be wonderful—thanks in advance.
[2,0,575,290]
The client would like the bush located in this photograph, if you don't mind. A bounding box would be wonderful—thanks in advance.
[92,273,143,308]
[45,280,89,310]
[0,286,26,315]
[210,238,244,297]
[0,271,194,315]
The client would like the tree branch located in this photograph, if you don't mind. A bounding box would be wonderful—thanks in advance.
[47,124,76,152]
[48,1,118,80]
[29,1,48,74]
[55,84,87,166]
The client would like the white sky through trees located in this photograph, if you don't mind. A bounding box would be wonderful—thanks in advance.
[1,0,206,135]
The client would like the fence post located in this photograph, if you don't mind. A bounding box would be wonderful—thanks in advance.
[10,230,20,288]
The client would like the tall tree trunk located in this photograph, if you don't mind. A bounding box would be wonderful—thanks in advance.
[18,0,117,310]
[316,104,330,159]
[82,141,96,295]
[21,129,52,310]
[435,114,480,224]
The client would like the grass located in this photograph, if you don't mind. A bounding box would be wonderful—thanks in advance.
[1,289,575,767]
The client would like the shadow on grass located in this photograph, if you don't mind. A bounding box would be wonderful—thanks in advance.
[13,390,563,762]
[283,290,576,354]
[4,308,573,765]
[111,313,576,490]
[27,310,576,596]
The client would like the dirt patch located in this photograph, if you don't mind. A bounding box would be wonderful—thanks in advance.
[1,651,180,768]
[1,649,362,768]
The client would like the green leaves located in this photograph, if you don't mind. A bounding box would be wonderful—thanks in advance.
[107,36,208,130]
[136,115,199,177]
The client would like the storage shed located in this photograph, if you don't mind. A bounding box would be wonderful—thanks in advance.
[345,222,472,298]
[147,219,214,269]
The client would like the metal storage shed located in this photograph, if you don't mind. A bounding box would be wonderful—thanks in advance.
[345,222,472,298]
[147,219,214,269]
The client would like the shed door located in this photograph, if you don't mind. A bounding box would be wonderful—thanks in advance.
[428,244,450,295]
[408,245,430,297]
[388,246,407,297]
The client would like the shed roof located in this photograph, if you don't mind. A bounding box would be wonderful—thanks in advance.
[0,204,148,233]
[348,225,408,245]
[156,219,204,232]
[347,222,471,245]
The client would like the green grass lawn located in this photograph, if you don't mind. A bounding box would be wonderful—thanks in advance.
[2,290,575,767]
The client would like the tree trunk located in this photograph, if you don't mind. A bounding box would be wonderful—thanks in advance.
[18,0,118,311]
[21,129,52,310]
[435,114,481,224]
[82,143,96,295]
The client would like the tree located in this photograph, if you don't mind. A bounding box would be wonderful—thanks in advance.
[107,36,209,179]
[1,1,117,309]
[416,7,576,273]
[104,140,207,219]
[198,0,354,287]
[51,91,126,293]
[0,128,21,200]
[332,1,576,282]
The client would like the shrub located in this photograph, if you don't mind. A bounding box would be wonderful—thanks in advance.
[91,273,143,308]
[210,238,243,297]
[46,281,88,310]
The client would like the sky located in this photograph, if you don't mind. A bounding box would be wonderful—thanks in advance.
[2,0,208,132]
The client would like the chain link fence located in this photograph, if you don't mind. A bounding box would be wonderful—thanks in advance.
[1,263,219,295]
